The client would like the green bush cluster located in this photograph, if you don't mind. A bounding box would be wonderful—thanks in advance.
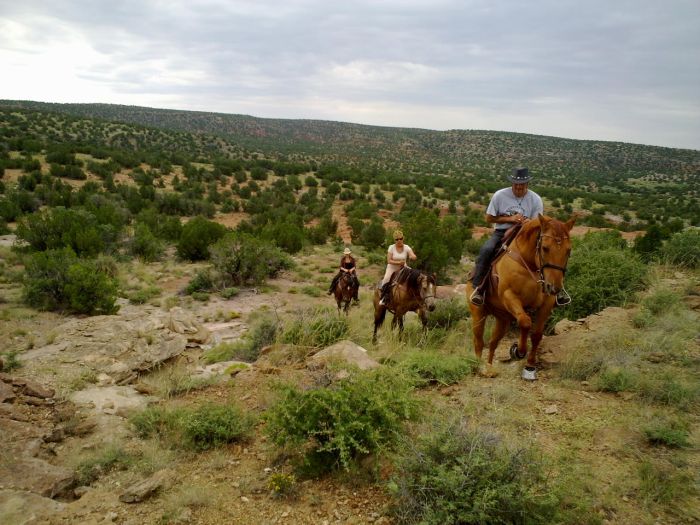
[426,296,469,329]
[22,248,118,314]
[389,417,558,525]
[203,314,279,363]
[176,216,228,261]
[130,402,254,451]
[207,232,292,286]
[550,231,647,326]
[129,224,164,262]
[265,368,419,473]
[280,307,348,348]
[658,228,700,268]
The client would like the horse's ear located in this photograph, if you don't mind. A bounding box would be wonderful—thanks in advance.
[564,214,578,232]
[538,213,549,226]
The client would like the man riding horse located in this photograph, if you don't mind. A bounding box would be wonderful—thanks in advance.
[470,167,544,306]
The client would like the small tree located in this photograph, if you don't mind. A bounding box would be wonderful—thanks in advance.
[177,216,228,261]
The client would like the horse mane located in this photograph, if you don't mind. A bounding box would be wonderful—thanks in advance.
[395,267,423,288]
[520,214,570,244]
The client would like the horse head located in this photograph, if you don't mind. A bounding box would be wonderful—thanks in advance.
[536,214,576,296]
[419,272,437,311]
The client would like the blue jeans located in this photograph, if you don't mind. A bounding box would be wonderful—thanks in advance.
[472,229,505,289]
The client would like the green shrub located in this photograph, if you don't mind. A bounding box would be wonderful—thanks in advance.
[220,287,240,299]
[595,366,638,393]
[389,417,558,525]
[16,207,108,256]
[638,459,694,505]
[64,262,119,314]
[23,248,118,314]
[265,368,418,473]
[558,351,606,381]
[177,216,228,261]
[550,232,647,326]
[643,418,690,448]
[659,228,700,268]
[636,373,698,409]
[280,307,348,348]
[131,403,254,451]
[0,350,21,371]
[202,314,279,363]
[130,224,164,262]
[181,403,255,450]
[426,297,469,329]
[209,232,292,286]
[398,350,477,386]
[192,291,210,302]
[300,285,321,297]
[185,269,214,294]
[639,288,682,316]
[75,446,132,485]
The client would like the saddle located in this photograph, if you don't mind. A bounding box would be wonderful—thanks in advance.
[468,223,524,297]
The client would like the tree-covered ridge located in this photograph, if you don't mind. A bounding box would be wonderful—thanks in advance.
[2,100,698,185]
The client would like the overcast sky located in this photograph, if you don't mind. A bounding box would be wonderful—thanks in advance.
[2,1,699,150]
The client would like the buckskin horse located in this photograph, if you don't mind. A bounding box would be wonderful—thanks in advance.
[466,214,575,379]
[333,272,357,315]
[373,267,437,343]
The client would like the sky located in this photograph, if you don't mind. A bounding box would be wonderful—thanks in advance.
[1,1,699,150]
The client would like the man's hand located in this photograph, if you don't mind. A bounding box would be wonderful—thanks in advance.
[511,213,526,224]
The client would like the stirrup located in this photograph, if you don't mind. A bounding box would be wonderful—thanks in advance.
[470,289,484,306]
[556,289,571,306]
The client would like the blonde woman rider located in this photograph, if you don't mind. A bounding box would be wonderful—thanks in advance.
[379,230,417,305]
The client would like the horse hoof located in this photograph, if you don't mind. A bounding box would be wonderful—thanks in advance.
[521,366,537,381]
[509,343,526,360]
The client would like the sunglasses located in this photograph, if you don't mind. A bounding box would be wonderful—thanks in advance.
[395,237,404,241]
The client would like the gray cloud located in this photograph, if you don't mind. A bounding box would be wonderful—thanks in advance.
[2,0,699,148]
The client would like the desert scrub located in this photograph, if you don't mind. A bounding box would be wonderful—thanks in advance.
[426,296,469,329]
[280,307,348,348]
[75,445,133,485]
[131,403,254,451]
[395,350,477,386]
[658,228,700,268]
[23,248,118,315]
[0,350,22,371]
[549,231,647,326]
[209,232,292,285]
[265,368,419,473]
[637,459,695,507]
[267,472,297,498]
[389,417,558,525]
[203,314,279,363]
[643,417,690,448]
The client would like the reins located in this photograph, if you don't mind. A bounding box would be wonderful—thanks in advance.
[506,225,569,293]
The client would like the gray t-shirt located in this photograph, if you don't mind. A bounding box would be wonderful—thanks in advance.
[486,188,544,231]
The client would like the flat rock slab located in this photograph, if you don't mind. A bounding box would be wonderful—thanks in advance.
[0,457,75,499]
[0,489,66,525]
[70,385,153,414]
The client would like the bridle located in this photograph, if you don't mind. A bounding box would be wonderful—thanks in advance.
[507,228,570,293]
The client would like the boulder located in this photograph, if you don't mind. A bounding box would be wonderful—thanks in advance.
[0,457,75,498]
[308,340,379,371]
[0,489,66,525]
[119,469,172,503]
[0,380,15,403]
[553,318,582,335]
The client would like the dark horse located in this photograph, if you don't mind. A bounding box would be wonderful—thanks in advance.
[333,272,358,315]
[373,267,437,343]
[466,214,575,379]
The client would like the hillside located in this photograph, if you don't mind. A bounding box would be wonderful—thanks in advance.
[2,100,699,184]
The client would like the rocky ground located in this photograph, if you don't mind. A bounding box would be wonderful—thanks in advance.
[1,242,698,525]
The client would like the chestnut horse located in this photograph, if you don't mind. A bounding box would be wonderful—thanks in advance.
[373,267,437,343]
[466,214,575,379]
[333,272,358,315]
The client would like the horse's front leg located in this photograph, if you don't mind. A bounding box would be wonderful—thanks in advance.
[373,305,387,344]
[417,308,429,344]
[502,290,531,358]
[527,299,555,369]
